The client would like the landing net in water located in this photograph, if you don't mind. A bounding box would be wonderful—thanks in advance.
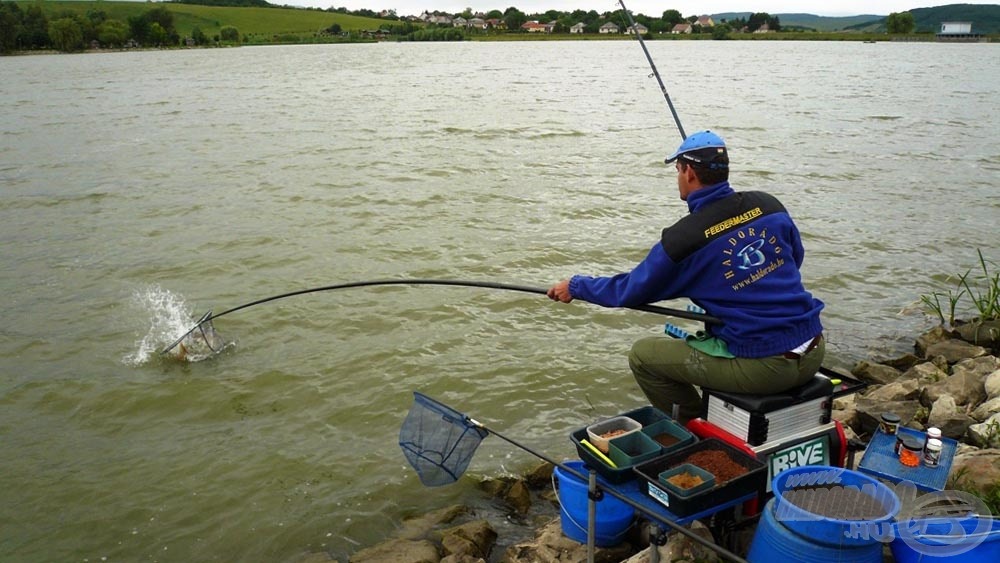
[169,313,232,362]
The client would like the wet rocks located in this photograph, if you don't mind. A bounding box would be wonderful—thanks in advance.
[967,413,1000,449]
[951,448,1000,490]
[501,519,636,563]
[850,323,1000,444]
[346,505,494,563]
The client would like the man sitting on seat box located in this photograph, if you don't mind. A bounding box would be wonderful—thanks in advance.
[548,130,825,423]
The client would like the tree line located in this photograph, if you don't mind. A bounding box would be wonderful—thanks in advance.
[0,4,239,53]
[330,6,783,36]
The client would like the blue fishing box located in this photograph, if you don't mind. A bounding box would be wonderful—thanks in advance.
[857,426,958,492]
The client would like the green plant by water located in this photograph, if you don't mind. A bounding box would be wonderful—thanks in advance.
[921,250,1000,327]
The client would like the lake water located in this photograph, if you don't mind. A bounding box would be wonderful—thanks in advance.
[1,40,998,561]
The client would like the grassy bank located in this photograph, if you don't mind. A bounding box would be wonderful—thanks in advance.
[9,1,997,49]
[15,0,388,39]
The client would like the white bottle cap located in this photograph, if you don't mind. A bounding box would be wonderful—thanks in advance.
[927,427,942,438]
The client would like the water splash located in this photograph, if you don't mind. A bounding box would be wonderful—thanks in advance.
[122,285,232,365]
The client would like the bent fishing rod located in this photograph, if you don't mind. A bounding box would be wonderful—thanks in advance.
[159,278,721,355]
[617,0,686,140]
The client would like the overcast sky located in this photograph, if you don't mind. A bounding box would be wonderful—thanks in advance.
[282,1,996,18]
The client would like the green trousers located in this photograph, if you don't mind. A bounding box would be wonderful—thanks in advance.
[628,336,825,423]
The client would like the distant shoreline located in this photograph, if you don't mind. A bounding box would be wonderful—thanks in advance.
[2,32,995,57]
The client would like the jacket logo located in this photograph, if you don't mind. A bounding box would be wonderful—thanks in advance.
[722,227,784,288]
[737,239,766,270]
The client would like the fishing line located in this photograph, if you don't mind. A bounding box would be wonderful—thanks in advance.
[160,278,721,356]
[166,5,694,358]
[617,0,687,139]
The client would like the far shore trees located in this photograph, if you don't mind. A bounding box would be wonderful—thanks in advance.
[886,12,916,34]
[48,17,84,52]
[219,25,240,42]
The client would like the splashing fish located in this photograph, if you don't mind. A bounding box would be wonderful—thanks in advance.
[123,286,234,365]
[171,315,231,362]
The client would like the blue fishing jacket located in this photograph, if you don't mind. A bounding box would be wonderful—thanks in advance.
[568,181,824,358]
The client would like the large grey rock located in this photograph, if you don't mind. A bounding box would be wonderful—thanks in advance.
[966,413,1000,449]
[500,518,635,563]
[971,396,1000,422]
[915,326,955,357]
[923,339,989,363]
[832,393,856,412]
[864,379,922,402]
[522,462,555,489]
[852,361,902,385]
[986,369,1000,399]
[954,319,1000,348]
[398,505,469,541]
[950,448,1000,492]
[350,538,440,563]
[622,520,720,563]
[881,353,923,372]
[832,394,857,429]
[438,520,497,561]
[928,355,951,373]
[901,362,949,384]
[479,476,532,515]
[853,399,924,435]
[954,356,1000,382]
[921,365,987,407]
[927,395,977,439]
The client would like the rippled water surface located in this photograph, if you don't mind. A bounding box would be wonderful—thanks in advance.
[1,41,998,561]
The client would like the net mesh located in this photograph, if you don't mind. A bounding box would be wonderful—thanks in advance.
[399,392,489,487]
[176,317,229,361]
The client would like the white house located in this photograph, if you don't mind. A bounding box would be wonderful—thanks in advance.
[570,22,586,34]
[671,23,692,34]
[939,21,973,34]
[696,16,714,27]
[627,23,648,35]
[599,22,619,34]
[521,21,554,33]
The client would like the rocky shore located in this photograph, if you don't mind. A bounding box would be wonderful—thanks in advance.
[302,320,1000,563]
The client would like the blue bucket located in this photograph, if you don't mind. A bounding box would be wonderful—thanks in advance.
[891,516,1000,563]
[772,465,900,547]
[748,498,883,563]
[553,460,635,547]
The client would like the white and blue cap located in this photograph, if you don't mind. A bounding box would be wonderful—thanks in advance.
[664,130,729,170]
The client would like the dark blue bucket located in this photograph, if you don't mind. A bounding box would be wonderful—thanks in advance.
[748,498,884,563]
[891,516,1000,563]
[552,460,635,547]
[772,465,899,547]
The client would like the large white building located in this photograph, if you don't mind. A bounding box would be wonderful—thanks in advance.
[939,21,973,34]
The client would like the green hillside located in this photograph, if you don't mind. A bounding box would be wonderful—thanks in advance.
[711,12,884,31]
[841,4,1000,34]
[910,3,1000,33]
[12,0,390,38]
